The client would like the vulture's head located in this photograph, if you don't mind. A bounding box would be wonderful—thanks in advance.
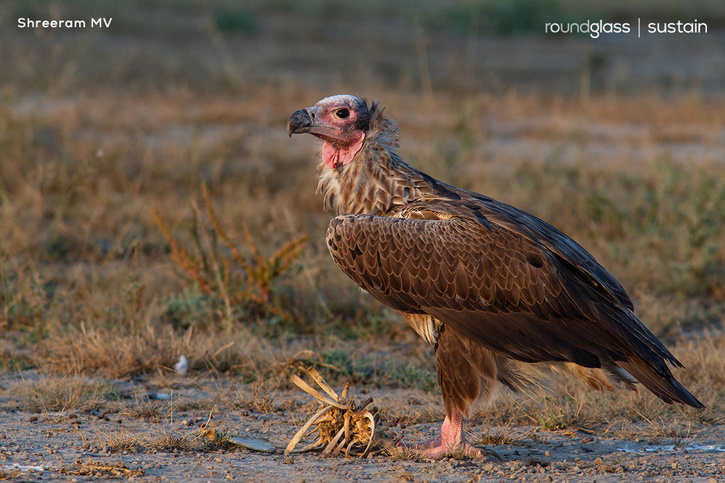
[287,95,370,169]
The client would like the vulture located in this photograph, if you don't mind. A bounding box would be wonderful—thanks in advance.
[287,95,703,459]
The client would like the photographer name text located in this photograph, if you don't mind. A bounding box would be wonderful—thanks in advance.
[17,17,113,29]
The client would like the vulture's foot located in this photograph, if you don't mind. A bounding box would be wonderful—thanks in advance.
[396,438,484,460]
[396,411,499,460]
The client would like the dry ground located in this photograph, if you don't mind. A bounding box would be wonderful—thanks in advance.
[1,1,724,481]
[1,371,724,482]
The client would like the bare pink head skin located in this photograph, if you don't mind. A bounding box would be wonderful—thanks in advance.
[287,95,370,169]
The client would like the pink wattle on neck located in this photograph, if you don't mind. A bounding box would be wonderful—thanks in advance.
[322,134,365,169]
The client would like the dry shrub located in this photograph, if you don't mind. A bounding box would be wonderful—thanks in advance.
[155,182,308,331]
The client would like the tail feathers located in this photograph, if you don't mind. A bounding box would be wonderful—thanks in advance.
[617,360,704,409]
[492,356,704,410]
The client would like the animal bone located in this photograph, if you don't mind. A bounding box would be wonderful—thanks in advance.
[285,367,382,458]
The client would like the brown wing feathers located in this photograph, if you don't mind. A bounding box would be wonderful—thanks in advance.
[456,193,634,311]
[326,210,703,408]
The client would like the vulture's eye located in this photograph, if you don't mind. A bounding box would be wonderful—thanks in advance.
[335,108,350,119]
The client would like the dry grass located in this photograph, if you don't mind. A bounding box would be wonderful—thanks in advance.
[100,420,233,455]
[4,373,106,413]
[55,459,146,479]
[103,428,204,454]
[0,0,722,442]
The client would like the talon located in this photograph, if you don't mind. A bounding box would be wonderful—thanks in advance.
[395,439,491,460]
[394,410,499,460]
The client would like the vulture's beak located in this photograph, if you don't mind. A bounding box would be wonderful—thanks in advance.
[287,108,312,137]
[287,106,346,141]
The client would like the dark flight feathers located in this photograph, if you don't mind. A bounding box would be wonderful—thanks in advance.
[326,198,703,408]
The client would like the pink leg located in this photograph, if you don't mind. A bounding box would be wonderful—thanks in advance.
[397,409,483,459]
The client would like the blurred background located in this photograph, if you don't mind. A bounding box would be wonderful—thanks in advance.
[0,0,723,382]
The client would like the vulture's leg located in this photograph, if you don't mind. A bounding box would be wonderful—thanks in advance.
[400,324,498,459]
[410,408,481,459]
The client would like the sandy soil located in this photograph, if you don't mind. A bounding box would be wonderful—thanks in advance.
[1,375,723,482]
